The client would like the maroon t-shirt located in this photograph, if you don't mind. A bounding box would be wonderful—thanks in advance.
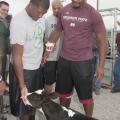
[57,3,106,61]
[116,33,120,52]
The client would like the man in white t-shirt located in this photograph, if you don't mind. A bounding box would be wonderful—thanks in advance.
[9,0,50,120]
[44,0,63,93]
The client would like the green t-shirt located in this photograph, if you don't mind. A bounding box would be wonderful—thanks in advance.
[0,19,9,54]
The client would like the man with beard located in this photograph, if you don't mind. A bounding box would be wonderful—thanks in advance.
[43,0,106,117]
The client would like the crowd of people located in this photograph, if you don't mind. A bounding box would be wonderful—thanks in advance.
[0,0,119,120]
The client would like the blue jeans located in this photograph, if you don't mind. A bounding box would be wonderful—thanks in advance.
[93,49,101,92]
[113,53,120,90]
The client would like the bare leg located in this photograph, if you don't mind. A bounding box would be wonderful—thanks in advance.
[20,115,29,120]
[59,97,71,108]
[83,102,94,117]
[20,115,35,120]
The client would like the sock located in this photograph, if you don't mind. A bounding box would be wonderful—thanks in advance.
[60,97,71,108]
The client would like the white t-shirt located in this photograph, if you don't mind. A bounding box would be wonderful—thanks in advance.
[10,9,45,70]
[44,15,63,61]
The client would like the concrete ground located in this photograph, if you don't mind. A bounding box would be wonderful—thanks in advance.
[2,88,120,120]
[71,89,120,120]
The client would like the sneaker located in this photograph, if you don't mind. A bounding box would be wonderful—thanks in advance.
[111,89,120,93]
[95,91,100,95]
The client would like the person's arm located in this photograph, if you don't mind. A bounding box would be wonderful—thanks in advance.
[92,10,106,80]
[0,37,6,95]
[11,44,28,104]
[11,44,24,89]
[10,17,26,89]
[43,28,62,63]
[95,33,106,80]
[0,75,6,96]
[0,81,6,96]
[10,17,28,104]
[50,27,62,43]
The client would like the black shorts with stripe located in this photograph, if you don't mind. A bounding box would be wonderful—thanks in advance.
[56,57,93,101]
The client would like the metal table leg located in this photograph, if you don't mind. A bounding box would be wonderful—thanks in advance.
[0,96,7,120]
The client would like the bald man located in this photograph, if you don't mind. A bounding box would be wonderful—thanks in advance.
[44,0,63,93]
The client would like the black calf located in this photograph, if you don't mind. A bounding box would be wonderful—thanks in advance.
[42,100,97,120]
[27,91,98,120]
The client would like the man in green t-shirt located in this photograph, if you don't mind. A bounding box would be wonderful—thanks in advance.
[0,1,9,96]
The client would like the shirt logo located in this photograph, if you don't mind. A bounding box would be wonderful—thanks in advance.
[70,23,75,27]
[63,16,88,22]
[34,23,44,48]
[65,12,70,15]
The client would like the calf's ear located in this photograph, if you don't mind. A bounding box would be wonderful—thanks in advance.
[49,92,58,99]
[42,91,58,100]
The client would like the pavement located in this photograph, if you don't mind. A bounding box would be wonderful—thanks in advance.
[2,88,120,120]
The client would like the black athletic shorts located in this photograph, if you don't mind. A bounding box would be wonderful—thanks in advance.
[9,64,44,117]
[56,57,93,102]
[44,61,57,85]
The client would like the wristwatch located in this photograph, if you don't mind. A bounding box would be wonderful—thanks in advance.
[0,75,2,82]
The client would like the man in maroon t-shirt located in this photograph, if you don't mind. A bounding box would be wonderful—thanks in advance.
[43,0,106,117]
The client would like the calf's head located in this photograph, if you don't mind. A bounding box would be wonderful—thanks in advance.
[27,91,98,120]
[27,90,58,108]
